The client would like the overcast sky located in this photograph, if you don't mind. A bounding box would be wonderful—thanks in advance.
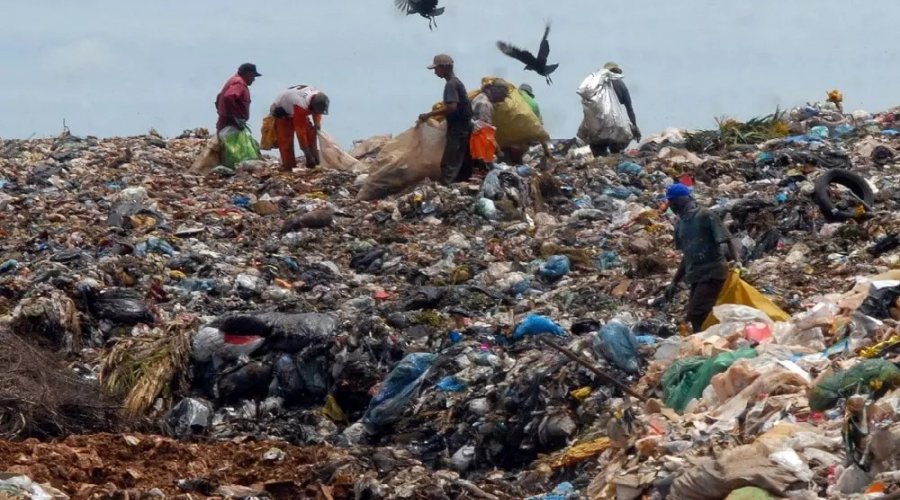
[3,0,900,146]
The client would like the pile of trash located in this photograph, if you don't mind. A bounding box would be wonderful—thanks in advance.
[2,98,900,497]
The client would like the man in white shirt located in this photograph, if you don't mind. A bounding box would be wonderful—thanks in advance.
[270,85,330,170]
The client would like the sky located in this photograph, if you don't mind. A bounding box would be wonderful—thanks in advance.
[3,0,900,147]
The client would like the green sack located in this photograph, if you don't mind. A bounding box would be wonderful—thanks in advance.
[662,347,757,413]
[809,358,900,411]
[219,126,260,168]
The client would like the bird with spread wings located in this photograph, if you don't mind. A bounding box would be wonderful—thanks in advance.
[496,24,559,85]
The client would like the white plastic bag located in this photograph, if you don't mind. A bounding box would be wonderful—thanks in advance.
[576,69,633,144]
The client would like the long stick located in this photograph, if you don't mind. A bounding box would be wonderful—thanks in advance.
[539,336,646,402]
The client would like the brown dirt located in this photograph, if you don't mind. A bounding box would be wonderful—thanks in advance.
[0,433,355,499]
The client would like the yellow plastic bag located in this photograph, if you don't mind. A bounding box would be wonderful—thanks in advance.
[493,83,548,147]
[259,115,277,150]
[701,270,790,331]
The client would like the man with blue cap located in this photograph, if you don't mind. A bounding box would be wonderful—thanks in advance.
[664,183,741,333]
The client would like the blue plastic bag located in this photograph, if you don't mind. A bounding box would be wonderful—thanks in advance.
[510,279,533,295]
[593,320,640,374]
[808,126,830,140]
[634,335,657,345]
[436,375,467,392]
[135,237,175,257]
[233,195,252,208]
[526,482,576,500]
[362,353,436,426]
[755,151,774,166]
[538,255,571,282]
[597,250,621,270]
[616,161,643,176]
[834,123,855,137]
[513,314,566,340]
[602,186,641,200]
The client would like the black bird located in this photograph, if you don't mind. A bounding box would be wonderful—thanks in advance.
[395,0,445,31]
[496,24,559,85]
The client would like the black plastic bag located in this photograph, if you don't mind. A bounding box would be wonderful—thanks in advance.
[859,285,900,319]
[87,287,154,325]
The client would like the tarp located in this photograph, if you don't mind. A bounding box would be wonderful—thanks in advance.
[701,270,791,331]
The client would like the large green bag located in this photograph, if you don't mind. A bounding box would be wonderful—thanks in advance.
[662,347,758,413]
[219,126,261,168]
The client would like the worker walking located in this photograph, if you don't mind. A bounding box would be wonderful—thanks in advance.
[270,85,330,171]
[418,54,473,185]
[663,184,742,333]
[590,62,640,156]
[216,63,261,133]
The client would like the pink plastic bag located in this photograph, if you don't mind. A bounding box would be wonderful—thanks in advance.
[745,322,773,343]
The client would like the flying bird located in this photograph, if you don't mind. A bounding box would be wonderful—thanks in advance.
[496,24,559,85]
[395,0,445,31]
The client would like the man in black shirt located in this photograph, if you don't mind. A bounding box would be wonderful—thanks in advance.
[418,54,473,185]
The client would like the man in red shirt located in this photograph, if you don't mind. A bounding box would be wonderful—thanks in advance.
[215,63,262,133]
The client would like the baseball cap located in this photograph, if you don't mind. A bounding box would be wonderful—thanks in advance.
[666,183,692,200]
[311,93,330,115]
[603,61,622,71]
[427,54,454,69]
[238,63,262,77]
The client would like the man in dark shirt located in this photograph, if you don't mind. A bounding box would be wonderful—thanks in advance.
[418,54,473,185]
[590,62,641,157]
[663,183,741,332]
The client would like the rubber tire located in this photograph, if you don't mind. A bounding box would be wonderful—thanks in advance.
[812,168,874,222]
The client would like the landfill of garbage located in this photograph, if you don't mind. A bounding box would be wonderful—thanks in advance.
[3,98,900,499]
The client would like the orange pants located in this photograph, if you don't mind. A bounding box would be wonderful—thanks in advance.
[274,115,317,170]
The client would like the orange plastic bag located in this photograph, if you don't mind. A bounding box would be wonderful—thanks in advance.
[469,125,496,162]
[260,115,278,150]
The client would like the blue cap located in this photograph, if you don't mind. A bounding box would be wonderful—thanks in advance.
[666,183,692,200]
